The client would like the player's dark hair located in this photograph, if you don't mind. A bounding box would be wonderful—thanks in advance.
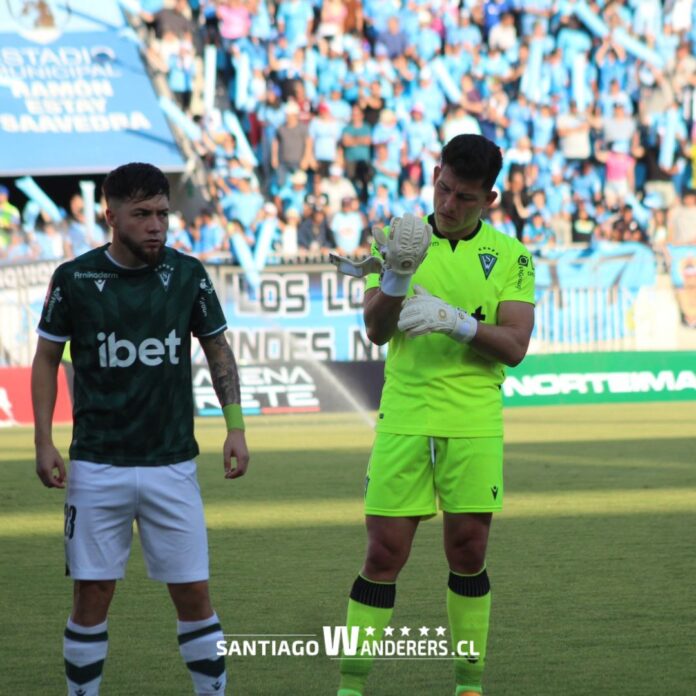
[440,134,503,191]
[102,162,169,204]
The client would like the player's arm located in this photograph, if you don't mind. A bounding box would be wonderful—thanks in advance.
[364,286,404,346]
[31,337,67,488]
[398,288,535,367]
[469,300,535,366]
[199,331,250,480]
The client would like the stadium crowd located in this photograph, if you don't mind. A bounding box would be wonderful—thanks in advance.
[1,0,696,267]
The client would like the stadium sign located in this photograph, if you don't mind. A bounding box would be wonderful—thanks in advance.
[503,352,696,406]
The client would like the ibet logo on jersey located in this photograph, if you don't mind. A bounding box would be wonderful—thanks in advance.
[215,625,479,661]
[97,330,181,367]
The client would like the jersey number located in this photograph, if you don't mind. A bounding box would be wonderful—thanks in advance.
[64,504,77,539]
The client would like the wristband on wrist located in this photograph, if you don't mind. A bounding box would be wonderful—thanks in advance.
[452,310,478,344]
[380,269,412,297]
[223,403,245,431]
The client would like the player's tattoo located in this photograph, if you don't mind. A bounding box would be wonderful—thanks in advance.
[204,332,242,406]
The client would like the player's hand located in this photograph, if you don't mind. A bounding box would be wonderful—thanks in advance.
[397,285,478,343]
[372,213,432,276]
[35,444,66,488]
[223,430,249,480]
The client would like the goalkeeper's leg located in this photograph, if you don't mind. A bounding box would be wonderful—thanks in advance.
[444,512,493,696]
[338,516,419,696]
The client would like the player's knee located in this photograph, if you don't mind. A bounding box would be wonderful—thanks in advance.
[364,537,410,578]
[72,580,116,624]
[445,537,487,574]
[168,580,212,620]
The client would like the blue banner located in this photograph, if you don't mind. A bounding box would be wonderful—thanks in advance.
[0,4,184,175]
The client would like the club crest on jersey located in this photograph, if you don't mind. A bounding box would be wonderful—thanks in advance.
[156,263,175,290]
[478,253,497,279]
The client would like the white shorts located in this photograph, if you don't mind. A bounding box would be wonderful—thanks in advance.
[64,460,209,583]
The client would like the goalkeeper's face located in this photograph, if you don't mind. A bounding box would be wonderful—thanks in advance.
[106,194,169,267]
[433,165,497,238]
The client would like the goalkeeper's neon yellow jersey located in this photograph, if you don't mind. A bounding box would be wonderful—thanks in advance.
[366,216,535,437]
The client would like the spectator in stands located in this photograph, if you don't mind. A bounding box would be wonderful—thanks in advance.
[573,160,603,205]
[276,0,314,50]
[0,185,20,250]
[367,182,395,226]
[488,205,517,239]
[195,208,225,259]
[330,196,366,256]
[320,165,358,217]
[66,194,105,258]
[441,104,482,143]
[595,140,637,210]
[4,227,36,263]
[613,205,645,243]
[341,105,373,203]
[556,100,592,165]
[358,79,387,127]
[271,100,311,188]
[219,169,264,230]
[523,211,557,248]
[225,218,256,262]
[667,189,696,246]
[395,178,427,218]
[278,170,308,217]
[571,199,597,244]
[298,205,335,256]
[166,31,196,112]
[500,168,530,239]
[376,15,408,59]
[307,102,343,178]
[278,207,301,258]
[317,0,348,40]
[31,220,68,261]
[153,0,194,39]
[167,212,193,253]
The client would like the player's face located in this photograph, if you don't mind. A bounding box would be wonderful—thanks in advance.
[432,165,497,238]
[107,194,169,267]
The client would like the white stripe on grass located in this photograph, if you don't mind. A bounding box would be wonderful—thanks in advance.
[3,487,696,536]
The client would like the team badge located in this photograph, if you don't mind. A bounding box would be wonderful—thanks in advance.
[156,263,174,290]
[478,253,497,279]
[5,0,72,44]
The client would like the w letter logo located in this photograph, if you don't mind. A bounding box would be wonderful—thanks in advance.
[478,254,497,279]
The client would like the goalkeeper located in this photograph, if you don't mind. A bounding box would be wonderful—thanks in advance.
[335,134,536,696]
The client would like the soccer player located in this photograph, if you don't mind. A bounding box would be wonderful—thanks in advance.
[337,134,536,695]
[31,162,249,696]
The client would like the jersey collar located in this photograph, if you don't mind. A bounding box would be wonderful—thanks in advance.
[428,214,483,251]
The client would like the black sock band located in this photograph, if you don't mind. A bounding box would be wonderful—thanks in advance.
[448,569,490,597]
[349,575,396,608]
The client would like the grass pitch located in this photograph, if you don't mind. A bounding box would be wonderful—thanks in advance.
[1,402,695,696]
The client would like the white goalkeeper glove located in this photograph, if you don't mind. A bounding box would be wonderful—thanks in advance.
[372,213,432,296]
[397,285,478,343]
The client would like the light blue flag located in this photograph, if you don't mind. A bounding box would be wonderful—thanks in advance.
[15,177,62,222]
[253,219,278,270]
[204,45,217,114]
[431,57,461,104]
[159,96,202,141]
[573,1,609,37]
[659,107,678,171]
[572,53,589,111]
[230,233,261,291]
[612,28,664,68]
[223,110,259,166]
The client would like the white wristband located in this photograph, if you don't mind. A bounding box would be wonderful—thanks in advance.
[380,269,412,297]
[451,310,478,344]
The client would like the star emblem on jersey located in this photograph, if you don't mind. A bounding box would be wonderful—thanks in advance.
[478,253,497,279]
[156,263,175,290]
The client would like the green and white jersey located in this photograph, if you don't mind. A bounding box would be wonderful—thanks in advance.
[366,216,535,438]
[38,245,227,465]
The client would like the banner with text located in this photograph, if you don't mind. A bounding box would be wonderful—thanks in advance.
[503,351,696,406]
[0,2,184,175]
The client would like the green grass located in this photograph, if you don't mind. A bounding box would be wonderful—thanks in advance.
[2,403,696,695]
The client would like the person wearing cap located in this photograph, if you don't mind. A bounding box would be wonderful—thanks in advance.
[402,103,441,186]
[278,169,309,216]
[308,102,343,178]
[320,165,358,216]
[0,185,21,251]
[336,133,535,696]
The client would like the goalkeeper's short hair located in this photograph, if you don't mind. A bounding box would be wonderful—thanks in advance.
[441,134,503,190]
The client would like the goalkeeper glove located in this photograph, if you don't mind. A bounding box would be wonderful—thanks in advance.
[397,285,478,343]
[372,213,432,296]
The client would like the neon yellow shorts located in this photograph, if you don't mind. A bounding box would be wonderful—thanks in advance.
[364,432,503,516]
